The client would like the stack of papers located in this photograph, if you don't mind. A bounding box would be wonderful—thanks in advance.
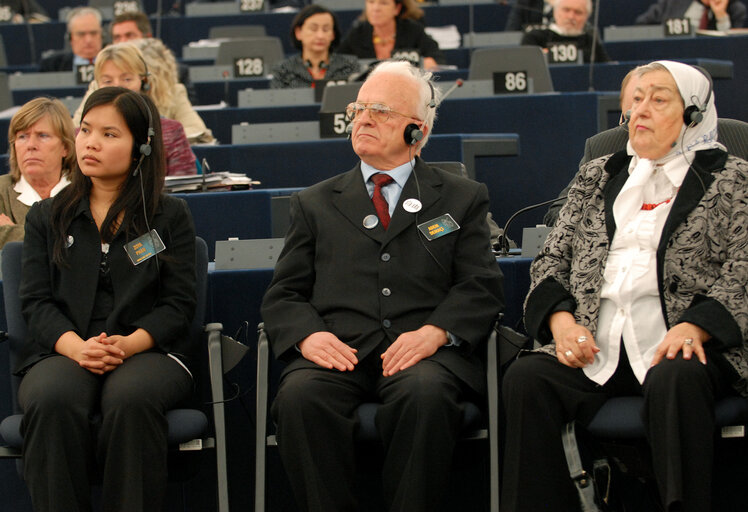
[165,172,260,193]
[425,25,462,50]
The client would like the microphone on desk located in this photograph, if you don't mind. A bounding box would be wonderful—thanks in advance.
[440,79,464,103]
[223,69,231,106]
[497,0,547,16]
[201,158,211,192]
[498,195,568,257]
[21,0,36,65]
[588,0,603,91]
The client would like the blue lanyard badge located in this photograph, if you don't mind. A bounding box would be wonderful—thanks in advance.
[125,229,166,265]
[417,214,460,241]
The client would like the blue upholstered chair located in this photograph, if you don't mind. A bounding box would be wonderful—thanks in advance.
[0,238,233,512]
[254,321,501,512]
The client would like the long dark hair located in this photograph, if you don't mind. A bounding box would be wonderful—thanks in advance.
[51,87,165,265]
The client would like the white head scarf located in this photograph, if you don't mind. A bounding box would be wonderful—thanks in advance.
[626,60,725,163]
[616,61,724,229]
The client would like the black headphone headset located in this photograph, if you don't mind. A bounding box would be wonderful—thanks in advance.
[404,80,436,146]
[682,65,713,127]
[136,52,151,92]
[132,92,154,177]
[304,59,329,71]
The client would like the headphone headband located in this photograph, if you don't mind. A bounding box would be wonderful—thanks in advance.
[404,80,436,146]
[132,92,154,176]
[683,65,713,127]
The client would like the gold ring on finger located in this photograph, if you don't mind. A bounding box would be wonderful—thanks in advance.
[684,338,694,346]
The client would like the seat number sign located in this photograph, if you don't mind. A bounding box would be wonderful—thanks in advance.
[493,71,528,94]
[76,64,95,84]
[664,18,691,36]
[240,0,264,12]
[319,112,350,139]
[547,43,578,64]
[234,57,265,77]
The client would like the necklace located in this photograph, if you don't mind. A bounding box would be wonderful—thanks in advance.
[373,34,394,45]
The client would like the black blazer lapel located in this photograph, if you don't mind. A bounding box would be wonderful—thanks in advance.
[331,166,387,243]
[603,151,632,242]
[385,161,442,242]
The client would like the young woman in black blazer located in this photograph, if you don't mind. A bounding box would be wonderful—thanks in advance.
[17,87,197,512]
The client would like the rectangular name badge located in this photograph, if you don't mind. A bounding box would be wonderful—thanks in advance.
[417,214,460,241]
[125,229,166,265]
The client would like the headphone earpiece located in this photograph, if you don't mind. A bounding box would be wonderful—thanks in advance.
[141,76,150,92]
[404,123,423,146]
[683,105,703,126]
[132,94,154,177]
[403,82,435,146]
[683,65,713,127]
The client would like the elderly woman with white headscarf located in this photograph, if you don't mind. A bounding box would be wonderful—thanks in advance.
[501,60,748,511]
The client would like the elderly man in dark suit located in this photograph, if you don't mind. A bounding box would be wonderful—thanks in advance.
[261,60,504,512]
[39,7,102,72]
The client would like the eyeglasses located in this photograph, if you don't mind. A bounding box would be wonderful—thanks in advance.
[345,102,420,124]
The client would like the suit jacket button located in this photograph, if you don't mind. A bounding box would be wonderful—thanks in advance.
[381,287,391,296]
[382,319,391,328]
[381,253,391,262]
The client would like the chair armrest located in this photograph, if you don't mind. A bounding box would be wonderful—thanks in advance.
[486,323,500,512]
[205,322,230,512]
[255,322,270,512]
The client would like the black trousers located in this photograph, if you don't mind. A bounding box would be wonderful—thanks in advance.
[501,349,736,512]
[18,352,193,512]
[271,349,469,512]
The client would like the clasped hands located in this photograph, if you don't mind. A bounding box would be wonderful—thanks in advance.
[298,325,448,376]
[550,311,709,368]
[55,329,155,375]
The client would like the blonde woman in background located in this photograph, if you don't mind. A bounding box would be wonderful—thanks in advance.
[74,38,215,145]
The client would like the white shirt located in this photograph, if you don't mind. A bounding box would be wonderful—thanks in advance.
[360,160,414,217]
[14,175,71,206]
[684,1,732,32]
[585,157,690,385]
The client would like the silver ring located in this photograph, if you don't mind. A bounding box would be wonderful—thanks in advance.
[577,336,588,344]
[684,338,694,346]
[564,350,574,358]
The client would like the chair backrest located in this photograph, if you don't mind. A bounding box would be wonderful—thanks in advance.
[1,242,25,415]
[463,31,523,48]
[429,161,468,178]
[320,82,362,113]
[215,37,284,77]
[0,34,7,68]
[0,237,209,415]
[0,72,12,112]
[717,118,748,161]
[209,25,266,39]
[468,46,554,93]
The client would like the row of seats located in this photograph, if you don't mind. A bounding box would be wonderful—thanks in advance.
[0,0,656,66]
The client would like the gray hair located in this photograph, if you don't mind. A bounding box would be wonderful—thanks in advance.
[554,0,592,15]
[66,6,102,34]
[366,60,441,150]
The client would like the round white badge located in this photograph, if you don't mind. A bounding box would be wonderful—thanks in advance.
[66,235,74,248]
[403,198,422,213]
[363,214,379,229]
